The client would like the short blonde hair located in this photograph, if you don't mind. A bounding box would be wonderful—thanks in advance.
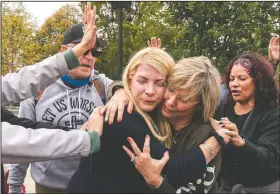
[122,47,175,148]
[168,56,221,122]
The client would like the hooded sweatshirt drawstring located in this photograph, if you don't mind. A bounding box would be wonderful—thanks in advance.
[66,89,72,127]
[79,85,89,118]
[78,89,81,118]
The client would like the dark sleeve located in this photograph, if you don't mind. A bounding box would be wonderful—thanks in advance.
[154,151,221,193]
[154,178,177,193]
[237,107,280,169]
[105,110,206,187]
[1,106,70,131]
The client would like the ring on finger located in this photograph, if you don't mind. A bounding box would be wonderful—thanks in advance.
[131,155,135,163]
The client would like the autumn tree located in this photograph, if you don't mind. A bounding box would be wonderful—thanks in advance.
[36,4,82,60]
[1,2,38,75]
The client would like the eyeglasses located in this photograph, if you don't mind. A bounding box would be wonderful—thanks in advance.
[67,46,102,57]
[167,86,200,106]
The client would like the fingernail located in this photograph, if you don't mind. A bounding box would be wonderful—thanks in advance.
[146,135,149,139]
[105,118,108,122]
[127,137,131,142]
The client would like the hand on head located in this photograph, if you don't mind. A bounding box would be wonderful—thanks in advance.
[147,37,162,49]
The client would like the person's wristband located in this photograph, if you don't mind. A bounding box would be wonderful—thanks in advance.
[147,176,164,189]
[209,131,226,148]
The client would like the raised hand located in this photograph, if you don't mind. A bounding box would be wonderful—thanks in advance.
[147,37,162,49]
[80,2,97,49]
[268,36,280,64]
[72,2,97,57]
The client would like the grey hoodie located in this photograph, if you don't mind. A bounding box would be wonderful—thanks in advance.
[8,72,112,192]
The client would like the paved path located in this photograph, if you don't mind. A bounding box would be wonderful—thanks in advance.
[24,167,35,193]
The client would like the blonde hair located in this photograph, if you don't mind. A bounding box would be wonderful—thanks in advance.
[168,56,221,122]
[122,47,175,148]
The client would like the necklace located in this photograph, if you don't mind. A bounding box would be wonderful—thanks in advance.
[172,122,189,145]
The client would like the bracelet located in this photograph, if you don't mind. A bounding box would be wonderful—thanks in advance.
[147,176,164,189]
[203,142,216,159]
[209,131,226,148]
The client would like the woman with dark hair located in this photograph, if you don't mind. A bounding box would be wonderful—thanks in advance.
[212,52,280,193]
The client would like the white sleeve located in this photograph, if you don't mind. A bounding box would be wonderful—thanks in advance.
[1,122,90,164]
[18,98,36,120]
[1,53,69,106]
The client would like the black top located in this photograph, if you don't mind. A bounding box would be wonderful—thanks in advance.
[215,104,280,188]
[67,109,206,193]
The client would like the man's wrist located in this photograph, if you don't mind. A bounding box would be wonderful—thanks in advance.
[72,43,87,58]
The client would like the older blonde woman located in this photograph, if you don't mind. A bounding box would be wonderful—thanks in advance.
[82,56,231,193]
[121,56,231,193]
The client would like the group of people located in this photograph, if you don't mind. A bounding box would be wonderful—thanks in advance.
[2,3,280,194]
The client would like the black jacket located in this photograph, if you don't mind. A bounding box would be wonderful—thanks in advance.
[215,103,280,188]
[67,109,206,193]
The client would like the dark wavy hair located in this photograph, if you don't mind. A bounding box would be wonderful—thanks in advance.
[223,52,279,106]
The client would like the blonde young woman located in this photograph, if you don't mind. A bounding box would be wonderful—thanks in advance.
[67,47,175,193]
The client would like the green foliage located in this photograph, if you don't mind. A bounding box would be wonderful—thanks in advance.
[1,1,278,81]
[166,2,279,72]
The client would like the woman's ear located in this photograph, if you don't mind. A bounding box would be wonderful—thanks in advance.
[128,74,133,89]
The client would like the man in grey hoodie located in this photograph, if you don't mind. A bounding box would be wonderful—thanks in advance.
[8,21,113,193]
